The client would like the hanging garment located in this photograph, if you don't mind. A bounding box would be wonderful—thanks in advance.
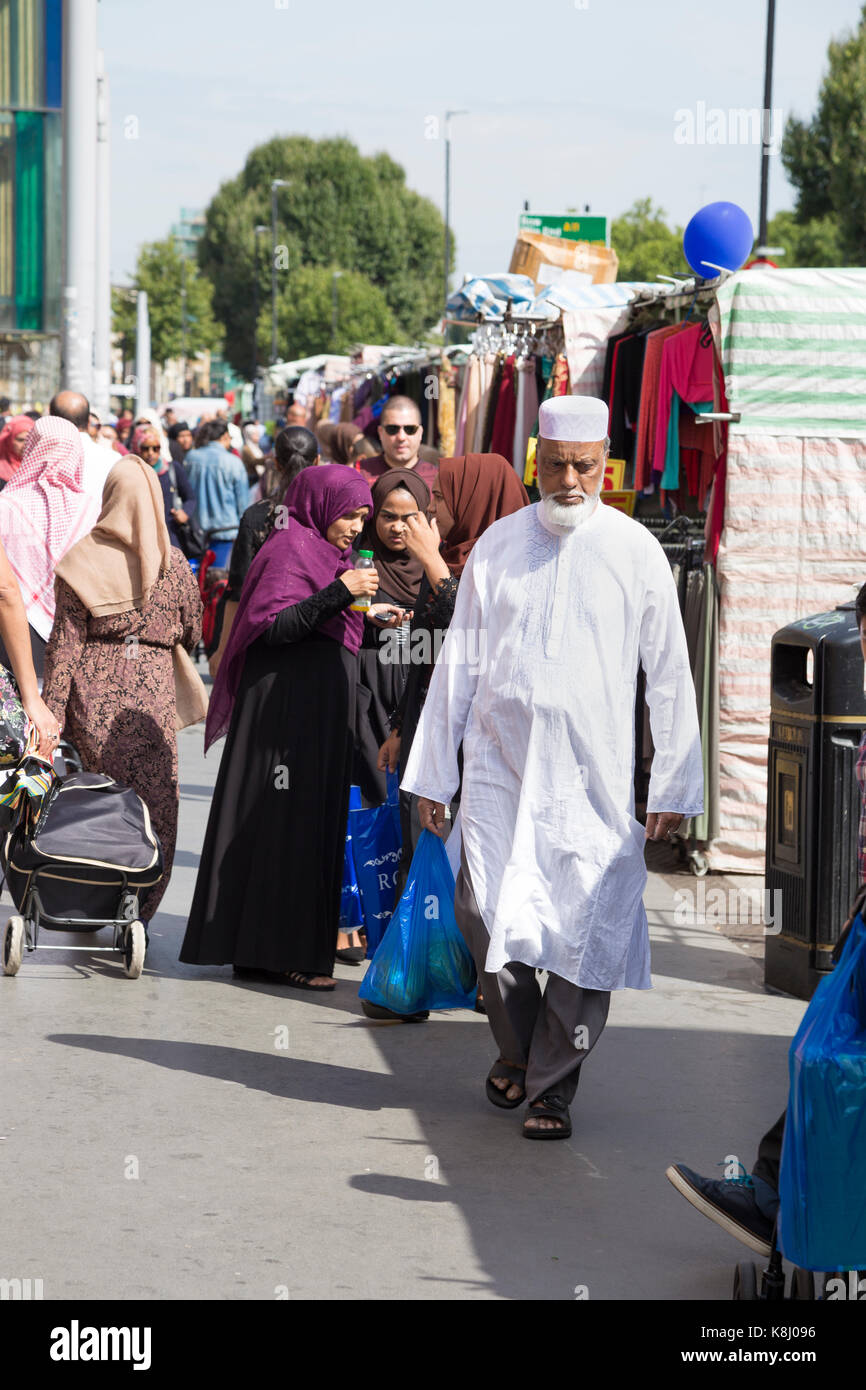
[523,356,557,488]
[512,359,539,480]
[609,334,647,471]
[489,355,517,462]
[454,363,469,455]
[462,355,483,457]
[438,354,457,457]
[562,307,630,399]
[652,322,716,478]
[633,323,687,490]
[473,355,495,452]
[480,355,504,453]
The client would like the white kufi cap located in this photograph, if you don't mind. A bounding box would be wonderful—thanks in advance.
[538,395,609,443]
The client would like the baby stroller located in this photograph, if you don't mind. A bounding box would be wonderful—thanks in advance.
[1,770,163,981]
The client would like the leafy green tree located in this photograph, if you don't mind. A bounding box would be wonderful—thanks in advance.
[198,136,448,375]
[765,211,844,268]
[781,6,866,261]
[111,238,219,365]
[611,199,689,282]
[267,266,398,360]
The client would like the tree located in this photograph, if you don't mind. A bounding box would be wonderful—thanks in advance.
[267,266,398,361]
[111,238,219,365]
[781,6,866,261]
[765,211,844,268]
[198,136,449,375]
[611,199,689,282]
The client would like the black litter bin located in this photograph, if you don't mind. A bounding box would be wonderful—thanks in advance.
[765,601,866,999]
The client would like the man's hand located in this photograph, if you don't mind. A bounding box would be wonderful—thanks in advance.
[377,730,401,773]
[417,797,447,837]
[645,812,684,843]
[170,507,189,525]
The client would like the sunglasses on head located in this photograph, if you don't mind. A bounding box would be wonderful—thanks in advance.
[382,423,420,436]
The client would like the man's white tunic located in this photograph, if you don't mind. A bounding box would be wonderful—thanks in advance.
[401,500,704,991]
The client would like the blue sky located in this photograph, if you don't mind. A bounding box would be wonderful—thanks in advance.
[100,0,863,284]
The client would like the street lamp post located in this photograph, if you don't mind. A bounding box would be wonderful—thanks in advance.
[757,0,776,252]
[444,110,468,316]
[253,224,267,387]
[331,270,344,346]
[271,179,289,364]
[179,254,187,395]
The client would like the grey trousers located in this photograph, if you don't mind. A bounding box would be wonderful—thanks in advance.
[455,846,610,1106]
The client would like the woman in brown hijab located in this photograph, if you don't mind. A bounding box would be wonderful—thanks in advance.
[316,421,367,468]
[354,467,431,807]
[373,454,528,964]
[42,456,203,932]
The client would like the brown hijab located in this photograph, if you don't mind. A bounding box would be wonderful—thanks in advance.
[55,454,173,615]
[438,453,530,577]
[330,423,365,467]
[315,422,336,459]
[358,468,431,607]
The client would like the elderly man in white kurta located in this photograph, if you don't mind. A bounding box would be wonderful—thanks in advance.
[402,395,703,1139]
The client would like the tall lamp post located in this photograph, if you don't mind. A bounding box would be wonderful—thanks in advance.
[252,224,267,398]
[331,270,344,347]
[757,0,776,252]
[444,110,468,316]
[270,179,289,364]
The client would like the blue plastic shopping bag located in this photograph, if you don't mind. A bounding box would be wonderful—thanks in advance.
[359,829,477,1014]
[339,786,365,933]
[347,772,402,956]
[778,913,866,1271]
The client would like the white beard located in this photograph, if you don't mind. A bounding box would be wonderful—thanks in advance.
[539,489,601,532]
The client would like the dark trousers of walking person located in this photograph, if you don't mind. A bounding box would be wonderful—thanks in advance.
[454,845,610,1105]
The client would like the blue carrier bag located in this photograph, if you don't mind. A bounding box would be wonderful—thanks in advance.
[347,772,402,956]
[339,786,365,934]
[359,829,477,1015]
[779,913,866,1271]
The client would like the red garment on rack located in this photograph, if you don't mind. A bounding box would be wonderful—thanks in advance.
[652,323,715,478]
[633,323,685,489]
[489,355,517,462]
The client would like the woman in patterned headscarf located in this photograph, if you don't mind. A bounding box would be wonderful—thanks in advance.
[0,417,101,679]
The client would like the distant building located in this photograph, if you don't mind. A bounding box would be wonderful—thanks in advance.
[170,207,206,261]
[0,0,63,406]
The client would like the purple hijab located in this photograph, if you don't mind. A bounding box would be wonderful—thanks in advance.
[205,465,373,750]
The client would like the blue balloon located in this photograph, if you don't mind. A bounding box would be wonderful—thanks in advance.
[683,202,754,279]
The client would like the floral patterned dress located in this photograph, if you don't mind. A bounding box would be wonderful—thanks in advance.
[42,549,202,919]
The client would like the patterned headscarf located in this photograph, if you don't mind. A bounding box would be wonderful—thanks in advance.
[0,417,100,639]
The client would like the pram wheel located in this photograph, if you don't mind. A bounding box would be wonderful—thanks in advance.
[789,1268,815,1300]
[121,921,146,979]
[2,916,25,975]
[733,1262,759,1300]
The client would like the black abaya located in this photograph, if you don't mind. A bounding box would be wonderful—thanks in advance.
[180,580,357,975]
[354,583,410,806]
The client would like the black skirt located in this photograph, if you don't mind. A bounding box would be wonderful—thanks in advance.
[180,632,356,975]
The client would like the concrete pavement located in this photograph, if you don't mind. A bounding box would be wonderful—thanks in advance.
[0,723,805,1301]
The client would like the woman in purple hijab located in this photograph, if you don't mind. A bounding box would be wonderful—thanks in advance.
[180,466,403,991]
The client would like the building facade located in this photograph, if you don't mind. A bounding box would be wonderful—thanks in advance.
[0,0,63,405]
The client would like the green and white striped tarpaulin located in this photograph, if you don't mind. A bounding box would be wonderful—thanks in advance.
[716,267,866,437]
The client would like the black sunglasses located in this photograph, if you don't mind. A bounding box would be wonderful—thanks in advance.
[382,423,420,436]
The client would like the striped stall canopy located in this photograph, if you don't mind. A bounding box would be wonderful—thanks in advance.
[711,268,866,872]
[717,268,866,437]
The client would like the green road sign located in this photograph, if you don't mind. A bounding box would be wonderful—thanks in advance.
[519,213,608,246]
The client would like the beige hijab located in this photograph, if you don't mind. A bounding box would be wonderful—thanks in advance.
[55,454,173,616]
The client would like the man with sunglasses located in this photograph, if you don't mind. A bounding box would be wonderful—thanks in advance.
[358,396,439,490]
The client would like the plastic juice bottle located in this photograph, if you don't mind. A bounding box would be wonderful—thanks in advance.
[349,549,375,611]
